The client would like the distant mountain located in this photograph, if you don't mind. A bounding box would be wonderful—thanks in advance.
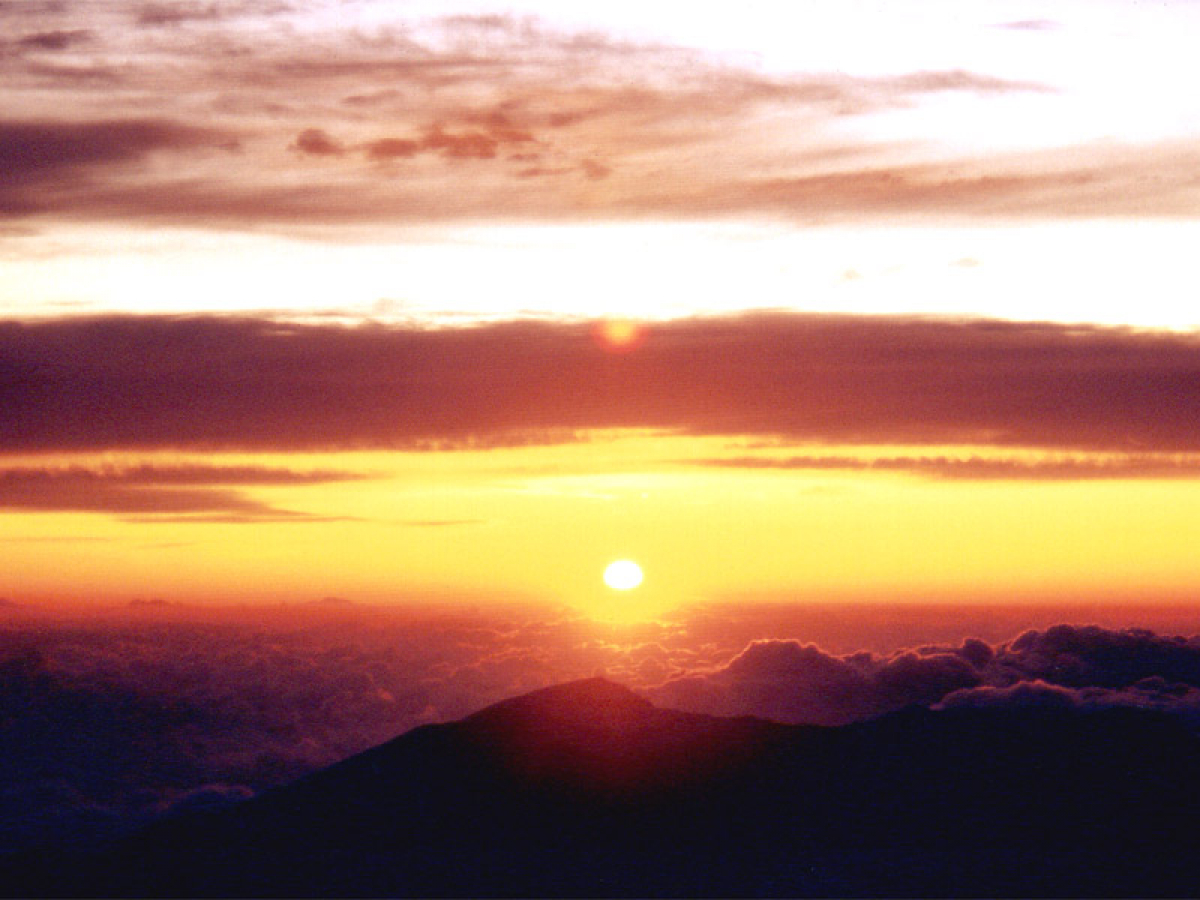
[6,676,1200,897]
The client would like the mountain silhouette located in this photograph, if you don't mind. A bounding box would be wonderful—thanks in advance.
[6,676,1200,897]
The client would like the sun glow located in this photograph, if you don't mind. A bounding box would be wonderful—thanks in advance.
[593,319,646,353]
[603,559,644,591]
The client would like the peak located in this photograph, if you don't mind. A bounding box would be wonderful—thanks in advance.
[545,676,651,705]
[464,677,654,730]
[472,676,652,716]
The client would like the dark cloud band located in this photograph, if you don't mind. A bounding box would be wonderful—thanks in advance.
[3,312,1200,453]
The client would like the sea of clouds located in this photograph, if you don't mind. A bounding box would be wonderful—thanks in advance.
[3,603,1200,851]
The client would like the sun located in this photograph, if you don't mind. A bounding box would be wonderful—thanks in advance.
[603,559,643,591]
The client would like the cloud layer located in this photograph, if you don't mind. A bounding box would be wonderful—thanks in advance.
[0,604,688,849]
[651,624,1200,726]
[4,606,1200,852]
[2,3,1196,234]
[4,312,1200,455]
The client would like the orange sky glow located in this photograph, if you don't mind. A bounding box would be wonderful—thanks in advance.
[3,1,1200,623]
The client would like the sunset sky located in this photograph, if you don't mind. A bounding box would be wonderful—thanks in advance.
[4,0,1200,620]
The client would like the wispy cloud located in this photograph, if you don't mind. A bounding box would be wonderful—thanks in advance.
[694,453,1200,480]
[0,118,238,216]
[0,463,363,519]
[12,29,94,50]
[1,4,1122,235]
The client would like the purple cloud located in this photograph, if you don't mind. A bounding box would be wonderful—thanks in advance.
[3,313,1200,454]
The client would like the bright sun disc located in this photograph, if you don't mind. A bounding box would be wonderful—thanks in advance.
[603,559,643,590]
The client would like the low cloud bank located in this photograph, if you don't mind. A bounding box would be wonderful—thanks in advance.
[648,624,1200,726]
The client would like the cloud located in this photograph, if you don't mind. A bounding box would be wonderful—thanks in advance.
[0,603,691,849]
[668,142,1200,222]
[92,131,1198,231]
[420,126,499,160]
[131,2,290,28]
[3,312,1200,454]
[0,119,232,177]
[694,453,1200,480]
[0,464,363,519]
[363,137,420,161]
[648,639,982,725]
[0,6,1098,233]
[883,69,1049,94]
[290,128,345,157]
[14,29,94,50]
[359,118,534,163]
[580,158,610,179]
[5,606,1199,856]
[0,119,238,216]
[133,3,225,27]
[0,644,210,849]
[992,624,1200,688]
[648,624,1200,727]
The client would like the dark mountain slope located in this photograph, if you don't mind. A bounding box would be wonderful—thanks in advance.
[6,677,1200,897]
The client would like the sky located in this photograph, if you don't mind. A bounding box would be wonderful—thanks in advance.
[3,0,1200,620]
